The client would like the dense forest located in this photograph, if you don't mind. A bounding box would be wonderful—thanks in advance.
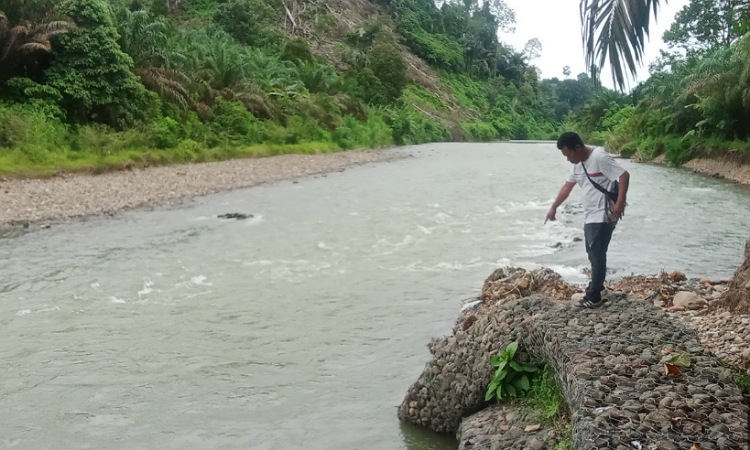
[1,0,749,174]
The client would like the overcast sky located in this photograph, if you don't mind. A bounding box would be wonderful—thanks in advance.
[497,0,690,90]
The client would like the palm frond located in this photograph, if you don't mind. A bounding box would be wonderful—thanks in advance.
[581,0,662,90]
[134,67,190,108]
[33,20,74,36]
[2,24,30,61]
[0,10,8,37]
[18,41,50,54]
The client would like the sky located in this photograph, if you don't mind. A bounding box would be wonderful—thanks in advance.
[497,0,690,90]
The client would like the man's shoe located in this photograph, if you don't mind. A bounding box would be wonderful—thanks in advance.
[574,296,607,308]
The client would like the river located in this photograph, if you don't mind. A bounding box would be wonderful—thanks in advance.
[2,142,749,449]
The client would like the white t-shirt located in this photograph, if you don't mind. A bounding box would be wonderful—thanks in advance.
[567,147,626,224]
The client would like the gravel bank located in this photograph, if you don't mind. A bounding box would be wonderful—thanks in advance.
[0,149,402,227]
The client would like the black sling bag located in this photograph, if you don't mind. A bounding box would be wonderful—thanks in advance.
[581,162,619,203]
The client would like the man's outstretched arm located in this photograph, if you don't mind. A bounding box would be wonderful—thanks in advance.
[545,181,576,223]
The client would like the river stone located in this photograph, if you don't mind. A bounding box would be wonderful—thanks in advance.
[673,291,707,310]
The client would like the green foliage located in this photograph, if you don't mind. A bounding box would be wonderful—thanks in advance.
[296,63,339,94]
[209,98,261,143]
[0,103,67,160]
[663,136,693,166]
[332,114,392,149]
[485,341,540,402]
[4,77,65,119]
[2,0,747,188]
[462,121,500,141]
[282,39,314,64]
[213,0,282,49]
[555,427,573,450]
[386,106,451,145]
[731,367,750,405]
[181,0,221,18]
[0,5,74,83]
[48,0,156,127]
[0,0,59,22]
[397,12,463,70]
[346,18,389,49]
[369,43,407,103]
[352,68,387,105]
[663,0,741,55]
[61,0,113,27]
[522,366,565,423]
[148,116,182,148]
[150,0,170,17]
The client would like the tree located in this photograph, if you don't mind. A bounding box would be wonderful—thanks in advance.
[369,42,407,103]
[523,38,542,61]
[0,8,74,83]
[562,65,571,78]
[46,0,154,126]
[0,0,59,22]
[663,0,743,55]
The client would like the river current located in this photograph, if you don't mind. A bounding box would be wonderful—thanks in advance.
[2,142,749,449]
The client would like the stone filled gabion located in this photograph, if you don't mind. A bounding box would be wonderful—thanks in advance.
[398,287,750,449]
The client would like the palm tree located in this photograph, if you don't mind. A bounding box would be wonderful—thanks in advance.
[580,0,664,90]
[0,9,73,82]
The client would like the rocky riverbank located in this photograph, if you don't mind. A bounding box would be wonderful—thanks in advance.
[399,263,750,449]
[0,149,401,228]
[635,154,750,186]
[682,158,750,185]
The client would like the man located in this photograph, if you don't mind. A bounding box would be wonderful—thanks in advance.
[545,132,630,308]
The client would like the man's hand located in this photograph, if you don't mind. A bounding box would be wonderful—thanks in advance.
[611,201,626,220]
[545,207,557,224]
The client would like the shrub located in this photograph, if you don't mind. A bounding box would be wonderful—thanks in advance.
[369,42,407,104]
[209,98,259,143]
[213,0,283,49]
[148,116,182,149]
[333,114,392,149]
[353,68,387,105]
[485,341,540,402]
[0,103,68,164]
[463,122,499,141]
[386,106,450,145]
[4,78,65,120]
[282,39,314,64]
[663,136,693,166]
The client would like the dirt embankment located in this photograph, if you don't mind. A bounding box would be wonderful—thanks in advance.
[645,154,750,185]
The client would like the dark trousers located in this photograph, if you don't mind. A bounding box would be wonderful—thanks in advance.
[584,223,614,301]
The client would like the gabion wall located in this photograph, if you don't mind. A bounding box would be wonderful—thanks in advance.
[398,295,749,449]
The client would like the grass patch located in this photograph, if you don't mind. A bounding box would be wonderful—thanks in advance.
[517,365,572,449]
[0,140,344,177]
[716,359,750,408]
[519,365,569,424]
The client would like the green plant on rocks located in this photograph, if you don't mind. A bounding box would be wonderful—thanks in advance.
[485,341,539,402]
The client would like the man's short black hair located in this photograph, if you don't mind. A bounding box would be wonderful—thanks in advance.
[557,132,585,150]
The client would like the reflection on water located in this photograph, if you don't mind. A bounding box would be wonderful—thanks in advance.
[1,143,749,449]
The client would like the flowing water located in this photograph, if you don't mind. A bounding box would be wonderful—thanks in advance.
[2,142,749,450]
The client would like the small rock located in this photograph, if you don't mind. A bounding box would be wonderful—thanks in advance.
[673,291,707,310]
[524,424,542,432]
[669,271,687,282]
[218,213,253,220]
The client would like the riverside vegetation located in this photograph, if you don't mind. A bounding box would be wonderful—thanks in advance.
[5,0,750,178]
